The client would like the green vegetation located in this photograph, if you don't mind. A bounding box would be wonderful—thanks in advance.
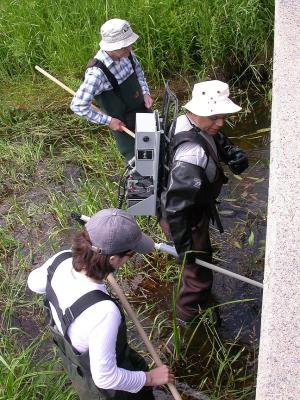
[1,0,274,85]
[0,329,77,399]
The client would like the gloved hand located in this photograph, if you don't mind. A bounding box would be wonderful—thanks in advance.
[227,148,249,174]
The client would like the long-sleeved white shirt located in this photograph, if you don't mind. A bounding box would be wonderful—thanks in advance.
[27,251,146,392]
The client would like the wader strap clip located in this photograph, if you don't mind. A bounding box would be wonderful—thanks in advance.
[62,307,75,327]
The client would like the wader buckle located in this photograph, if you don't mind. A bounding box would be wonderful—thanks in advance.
[62,307,75,328]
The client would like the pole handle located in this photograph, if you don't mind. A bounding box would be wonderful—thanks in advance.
[121,126,135,138]
[34,65,135,139]
[106,274,182,400]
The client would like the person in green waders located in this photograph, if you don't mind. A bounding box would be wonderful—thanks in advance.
[71,19,153,163]
[27,208,174,400]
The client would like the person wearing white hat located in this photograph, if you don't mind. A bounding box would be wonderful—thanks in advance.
[160,80,248,323]
[28,209,174,400]
[70,19,153,162]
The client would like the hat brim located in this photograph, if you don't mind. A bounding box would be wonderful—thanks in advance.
[131,232,155,254]
[183,98,241,116]
[100,32,139,51]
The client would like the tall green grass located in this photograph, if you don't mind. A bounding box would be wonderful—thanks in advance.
[0,0,274,84]
[0,329,77,399]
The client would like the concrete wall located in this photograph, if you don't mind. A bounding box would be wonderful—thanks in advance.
[255,1,300,399]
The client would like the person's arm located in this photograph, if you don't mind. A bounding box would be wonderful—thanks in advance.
[215,132,248,174]
[89,305,146,392]
[131,52,153,109]
[89,304,174,392]
[165,160,204,263]
[70,68,112,126]
[131,52,150,95]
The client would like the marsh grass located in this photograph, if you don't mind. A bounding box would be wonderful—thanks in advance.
[0,67,265,398]
[0,329,77,399]
[1,0,274,86]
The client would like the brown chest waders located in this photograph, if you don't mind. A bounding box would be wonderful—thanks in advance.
[45,251,154,400]
[88,55,150,162]
[160,129,228,320]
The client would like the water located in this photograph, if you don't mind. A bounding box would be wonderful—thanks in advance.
[215,100,271,345]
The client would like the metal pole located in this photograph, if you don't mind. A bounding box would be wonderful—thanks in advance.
[155,243,263,289]
[78,215,263,289]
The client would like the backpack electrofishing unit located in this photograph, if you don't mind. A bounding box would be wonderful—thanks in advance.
[117,83,179,216]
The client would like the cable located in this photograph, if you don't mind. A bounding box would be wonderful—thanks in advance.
[117,164,131,209]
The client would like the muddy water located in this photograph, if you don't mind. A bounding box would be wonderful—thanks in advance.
[215,101,271,345]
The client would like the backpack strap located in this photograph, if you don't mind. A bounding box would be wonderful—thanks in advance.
[171,129,227,233]
[46,251,72,336]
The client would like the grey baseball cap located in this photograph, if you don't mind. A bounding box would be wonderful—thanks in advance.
[85,208,154,255]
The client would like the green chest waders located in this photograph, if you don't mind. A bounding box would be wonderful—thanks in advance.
[88,55,150,162]
[45,251,154,400]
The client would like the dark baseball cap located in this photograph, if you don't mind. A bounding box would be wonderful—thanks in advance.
[85,208,154,255]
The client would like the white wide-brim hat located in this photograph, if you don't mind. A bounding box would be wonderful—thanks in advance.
[183,80,241,117]
[100,18,139,51]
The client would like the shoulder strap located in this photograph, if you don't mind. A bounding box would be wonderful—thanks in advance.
[86,54,135,91]
[172,130,209,156]
[47,251,72,282]
[86,58,119,91]
[46,251,72,336]
[128,53,136,71]
[62,290,117,334]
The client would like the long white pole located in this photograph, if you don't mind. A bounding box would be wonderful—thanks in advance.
[155,243,263,289]
[107,274,182,400]
[34,65,135,139]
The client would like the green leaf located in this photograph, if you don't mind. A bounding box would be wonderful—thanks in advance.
[248,231,255,247]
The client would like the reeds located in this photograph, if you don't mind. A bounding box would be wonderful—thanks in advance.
[0,0,274,85]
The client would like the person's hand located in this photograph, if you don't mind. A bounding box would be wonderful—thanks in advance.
[145,365,175,386]
[109,117,126,132]
[228,150,248,174]
[144,94,153,109]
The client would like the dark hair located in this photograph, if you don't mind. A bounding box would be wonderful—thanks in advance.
[72,230,131,281]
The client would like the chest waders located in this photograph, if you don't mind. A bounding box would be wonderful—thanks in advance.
[45,251,154,400]
[87,54,149,162]
[163,130,229,320]
[169,128,228,233]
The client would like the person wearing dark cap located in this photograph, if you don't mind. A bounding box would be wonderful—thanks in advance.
[28,208,174,400]
[160,80,248,323]
[70,18,153,162]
